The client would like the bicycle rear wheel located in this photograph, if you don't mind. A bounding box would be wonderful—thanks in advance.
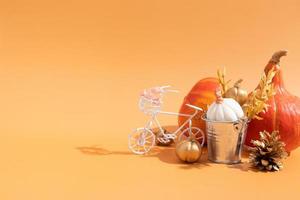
[128,128,155,155]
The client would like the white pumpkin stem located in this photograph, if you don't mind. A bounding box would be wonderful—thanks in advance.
[215,89,223,103]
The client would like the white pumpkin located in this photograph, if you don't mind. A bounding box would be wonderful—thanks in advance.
[207,90,244,121]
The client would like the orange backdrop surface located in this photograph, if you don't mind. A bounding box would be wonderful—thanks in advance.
[0,0,300,199]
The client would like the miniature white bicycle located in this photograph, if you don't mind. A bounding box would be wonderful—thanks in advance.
[128,86,205,155]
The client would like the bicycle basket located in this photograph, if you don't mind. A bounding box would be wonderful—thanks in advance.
[138,96,162,115]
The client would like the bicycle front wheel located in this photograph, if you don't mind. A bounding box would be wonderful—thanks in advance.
[128,128,155,155]
[178,127,205,147]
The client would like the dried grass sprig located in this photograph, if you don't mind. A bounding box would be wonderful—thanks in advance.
[217,67,231,96]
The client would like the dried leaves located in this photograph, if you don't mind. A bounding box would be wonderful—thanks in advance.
[243,68,277,120]
[217,67,276,120]
[249,130,288,171]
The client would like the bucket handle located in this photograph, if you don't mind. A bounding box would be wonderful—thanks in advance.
[233,117,248,133]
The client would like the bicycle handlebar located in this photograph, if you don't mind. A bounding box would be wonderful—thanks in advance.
[160,85,179,93]
[185,104,203,111]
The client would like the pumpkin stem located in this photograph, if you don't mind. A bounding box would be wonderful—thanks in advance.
[234,79,243,88]
[270,50,288,64]
[215,89,223,103]
[264,50,287,88]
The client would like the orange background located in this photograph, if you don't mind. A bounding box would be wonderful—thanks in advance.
[0,0,300,199]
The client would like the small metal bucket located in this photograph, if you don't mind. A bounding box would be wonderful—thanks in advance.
[202,115,249,164]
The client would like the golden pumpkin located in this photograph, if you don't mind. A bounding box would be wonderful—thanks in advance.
[176,138,202,163]
[224,79,248,106]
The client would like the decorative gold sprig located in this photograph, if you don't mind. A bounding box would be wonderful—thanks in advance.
[217,67,231,96]
[243,68,277,120]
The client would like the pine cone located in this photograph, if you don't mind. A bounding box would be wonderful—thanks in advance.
[248,130,288,171]
[155,129,174,146]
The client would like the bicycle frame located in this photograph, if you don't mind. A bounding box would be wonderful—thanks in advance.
[129,86,205,155]
[144,109,199,139]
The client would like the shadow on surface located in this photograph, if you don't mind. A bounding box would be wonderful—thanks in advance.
[227,162,252,172]
[76,125,253,170]
[76,144,211,169]
[76,126,178,155]
[226,149,255,172]
[76,145,133,156]
[76,144,256,171]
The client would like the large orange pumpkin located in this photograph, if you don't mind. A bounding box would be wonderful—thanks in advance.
[245,51,300,152]
[178,77,220,142]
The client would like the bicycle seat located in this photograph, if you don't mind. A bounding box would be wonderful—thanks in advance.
[185,104,203,111]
